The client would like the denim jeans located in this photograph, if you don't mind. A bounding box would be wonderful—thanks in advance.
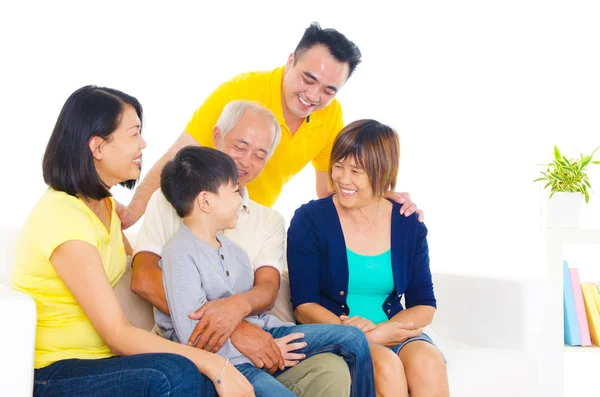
[237,324,375,397]
[33,353,217,397]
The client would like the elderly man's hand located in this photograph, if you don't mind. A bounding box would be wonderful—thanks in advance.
[386,191,424,222]
[115,200,142,230]
[187,295,249,352]
[230,321,285,374]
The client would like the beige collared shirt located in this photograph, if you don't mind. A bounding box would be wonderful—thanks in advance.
[134,187,285,274]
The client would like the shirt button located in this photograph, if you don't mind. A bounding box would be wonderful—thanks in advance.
[387,302,392,306]
[340,291,345,296]
[226,271,230,277]
[341,312,346,316]
[341,304,345,308]
[221,254,225,260]
[387,309,391,314]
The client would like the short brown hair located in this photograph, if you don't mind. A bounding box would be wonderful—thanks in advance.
[328,119,400,197]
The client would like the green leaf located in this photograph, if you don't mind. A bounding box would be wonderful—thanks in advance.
[549,172,562,181]
[554,146,561,161]
[582,155,592,168]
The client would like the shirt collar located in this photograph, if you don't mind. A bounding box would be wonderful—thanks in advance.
[270,66,287,127]
[240,186,251,213]
[271,66,324,132]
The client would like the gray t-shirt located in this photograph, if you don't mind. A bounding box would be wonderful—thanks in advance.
[155,225,291,366]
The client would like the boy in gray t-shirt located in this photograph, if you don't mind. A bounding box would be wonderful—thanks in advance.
[155,225,292,366]
[157,146,375,397]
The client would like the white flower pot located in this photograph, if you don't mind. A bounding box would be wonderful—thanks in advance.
[542,192,583,229]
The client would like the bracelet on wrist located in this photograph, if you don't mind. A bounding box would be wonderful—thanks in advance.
[213,358,229,386]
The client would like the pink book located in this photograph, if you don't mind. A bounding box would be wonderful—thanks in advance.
[569,268,592,346]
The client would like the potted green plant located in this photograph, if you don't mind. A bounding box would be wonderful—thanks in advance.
[534,145,600,228]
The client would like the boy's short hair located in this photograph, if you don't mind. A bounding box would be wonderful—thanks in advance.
[161,146,239,218]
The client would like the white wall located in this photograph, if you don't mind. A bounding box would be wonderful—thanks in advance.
[1,0,599,280]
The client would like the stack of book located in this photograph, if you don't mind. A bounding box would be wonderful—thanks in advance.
[564,260,600,346]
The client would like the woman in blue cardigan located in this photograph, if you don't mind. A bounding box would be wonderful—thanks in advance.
[287,119,449,397]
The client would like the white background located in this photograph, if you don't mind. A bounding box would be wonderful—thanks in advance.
[1,1,599,394]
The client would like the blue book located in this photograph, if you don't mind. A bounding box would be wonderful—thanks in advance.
[564,260,581,346]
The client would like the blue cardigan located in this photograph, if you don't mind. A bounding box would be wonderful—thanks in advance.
[286,195,436,320]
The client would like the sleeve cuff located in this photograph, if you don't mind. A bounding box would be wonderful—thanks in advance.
[406,299,437,309]
[254,259,283,275]
[290,296,320,311]
[132,243,163,258]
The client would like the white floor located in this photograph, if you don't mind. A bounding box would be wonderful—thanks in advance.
[564,349,600,396]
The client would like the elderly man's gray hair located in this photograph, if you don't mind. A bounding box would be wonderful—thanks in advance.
[215,100,281,160]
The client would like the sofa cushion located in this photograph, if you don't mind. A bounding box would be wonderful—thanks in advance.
[441,340,538,397]
[0,225,20,286]
[268,270,296,323]
[113,258,155,332]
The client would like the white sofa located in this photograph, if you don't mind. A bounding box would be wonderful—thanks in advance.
[0,225,552,396]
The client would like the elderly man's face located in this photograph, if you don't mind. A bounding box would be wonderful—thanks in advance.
[213,110,275,189]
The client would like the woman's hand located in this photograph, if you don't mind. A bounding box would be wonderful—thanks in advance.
[365,321,423,347]
[340,315,377,333]
[274,332,307,367]
[214,361,255,397]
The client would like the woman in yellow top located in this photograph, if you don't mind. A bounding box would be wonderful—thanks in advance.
[11,86,254,397]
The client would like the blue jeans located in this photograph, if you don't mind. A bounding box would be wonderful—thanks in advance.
[389,332,446,362]
[237,324,375,397]
[390,332,435,354]
[33,353,217,397]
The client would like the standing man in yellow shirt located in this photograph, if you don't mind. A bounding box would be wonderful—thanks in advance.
[118,22,420,228]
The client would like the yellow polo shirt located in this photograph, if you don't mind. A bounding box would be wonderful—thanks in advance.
[11,188,126,368]
[185,66,344,208]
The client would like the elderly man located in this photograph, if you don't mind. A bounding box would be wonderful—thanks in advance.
[131,100,352,396]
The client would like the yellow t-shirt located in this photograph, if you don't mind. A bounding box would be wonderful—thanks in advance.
[11,188,126,368]
[185,66,344,208]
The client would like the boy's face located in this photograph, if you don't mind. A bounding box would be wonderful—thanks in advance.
[213,181,243,230]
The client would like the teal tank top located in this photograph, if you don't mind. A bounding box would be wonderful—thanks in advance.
[346,248,394,324]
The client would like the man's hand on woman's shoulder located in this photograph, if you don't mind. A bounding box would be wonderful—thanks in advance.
[385,191,424,222]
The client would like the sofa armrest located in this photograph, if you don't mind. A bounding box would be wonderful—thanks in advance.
[430,272,550,351]
[0,283,36,396]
